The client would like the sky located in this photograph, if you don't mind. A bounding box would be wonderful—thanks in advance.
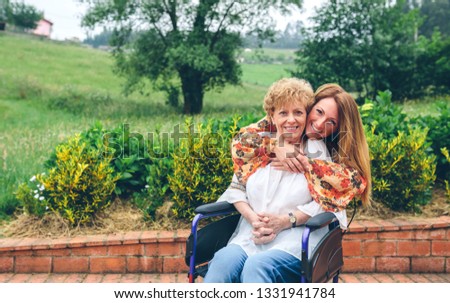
[21,0,324,41]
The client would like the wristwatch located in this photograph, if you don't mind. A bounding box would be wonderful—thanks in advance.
[288,212,296,228]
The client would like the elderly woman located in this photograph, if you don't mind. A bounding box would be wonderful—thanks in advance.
[204,78,333,283]
[204,80,371,283]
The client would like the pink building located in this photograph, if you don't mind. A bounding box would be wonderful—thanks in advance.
[32,18,53,38]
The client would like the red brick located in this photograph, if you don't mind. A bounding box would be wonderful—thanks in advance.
[138,273,161,283]
[140,231,159,244]
[370,273,396,282]
[15,257,52,273]
[127,257,163,273]
[6,250,33,257]
[390,273,415,282]
[120,273,140,283]
[34,248,71,257]
[84,235,106,247]
[48,238,70,249]
[156,242,183,256]
[373,220,400,231]
[64,273,87,283]
[45,274,70,282]
[67,237,88,248]
[12,238,34,251]
[108,244,144,256]
[105,233,123,246]
[405,273,432,282]
[30,238,51,250]
[83,274,104,283]
[411,257,445,273]
[343,232,377,240]
[432,217,450,229]
[347,221,366,233]
[163,257,188,273]
[389,219,416,231]
[90,257,126,273]
[0,273,14,282]
[158,231,176,243]
[422,273,448,282]
[355,273,380,282]
[0,257,14,272]
[71,246,108,256]
[429,229,446,239]
[175,229,191,240]
[8,273,32,283]
[359,220,383,232]
[378,230,414,240]
[342,241,361,256]
[338,274,362,283]
[0,239,23,251]
[362,240,397,256]
[28,273,50,282]
[397,241,430,256]
[432,241,450,256]
[414,229,431,240]
[53,257,89,273]
[342,257,375,272]
[144,243,160,256]
[101,274,122,283]
[376,257,410,273]
[122,231,142,245]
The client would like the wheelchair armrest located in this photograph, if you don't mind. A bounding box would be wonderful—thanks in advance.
[305,212,337,231]
[194,201,236,215]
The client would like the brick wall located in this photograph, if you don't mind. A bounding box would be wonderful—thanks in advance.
[0,217,448,274]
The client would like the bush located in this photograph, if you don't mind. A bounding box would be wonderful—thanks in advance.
[367,126,436,212]
[168,118,239,219]
[360,90,409,138]
[36,135,119,225]
[410,101,450,181]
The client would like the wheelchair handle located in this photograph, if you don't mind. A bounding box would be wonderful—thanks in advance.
[305,212,337,231]
[194,201,236,215]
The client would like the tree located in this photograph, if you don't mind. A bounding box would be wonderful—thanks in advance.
[80,0,304,114]
[419,0,450,38]
[0,0,10,30]
[8,1,42,30]
[293,0,421,101]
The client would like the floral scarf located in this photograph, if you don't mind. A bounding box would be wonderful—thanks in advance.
[231,117,366,212]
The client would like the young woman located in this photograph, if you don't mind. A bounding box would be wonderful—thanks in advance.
[204,81,371,283]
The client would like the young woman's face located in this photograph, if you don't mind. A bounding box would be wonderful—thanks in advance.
[272,102,307,144]
[306,97,340,139]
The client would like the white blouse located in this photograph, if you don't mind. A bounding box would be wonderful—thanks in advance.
[216,139,347,260]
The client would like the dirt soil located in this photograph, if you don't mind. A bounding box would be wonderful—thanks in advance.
[0,188,448,239]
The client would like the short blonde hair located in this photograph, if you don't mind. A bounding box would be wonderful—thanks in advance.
[263,78,314,118]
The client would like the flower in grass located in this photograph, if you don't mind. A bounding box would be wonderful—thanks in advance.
[39,196,45,201]
[34,193,39,199]
[145,185,150,189]
[30,175,36,182]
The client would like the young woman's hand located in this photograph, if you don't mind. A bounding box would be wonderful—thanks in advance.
[272,145,310,173]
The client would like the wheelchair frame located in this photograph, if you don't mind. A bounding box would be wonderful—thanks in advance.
[185,201,343,283]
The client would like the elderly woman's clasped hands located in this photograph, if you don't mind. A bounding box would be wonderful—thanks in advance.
[251,213,286,245]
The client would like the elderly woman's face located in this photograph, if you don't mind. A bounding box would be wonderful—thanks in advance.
[272,102,307,143]
[306,97,339,139]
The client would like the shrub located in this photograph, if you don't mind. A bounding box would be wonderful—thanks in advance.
[360,90,409,139]
[168,118,239,219]
[367,126,436,212]
[15,177,47,216]
[36,135,119,225]
[410,101,450,181]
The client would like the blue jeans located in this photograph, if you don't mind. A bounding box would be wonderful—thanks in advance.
[203,244,302,283]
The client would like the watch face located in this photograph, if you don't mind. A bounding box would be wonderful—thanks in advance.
[289,213,295,223]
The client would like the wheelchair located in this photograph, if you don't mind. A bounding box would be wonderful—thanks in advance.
[185,201,344,283]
